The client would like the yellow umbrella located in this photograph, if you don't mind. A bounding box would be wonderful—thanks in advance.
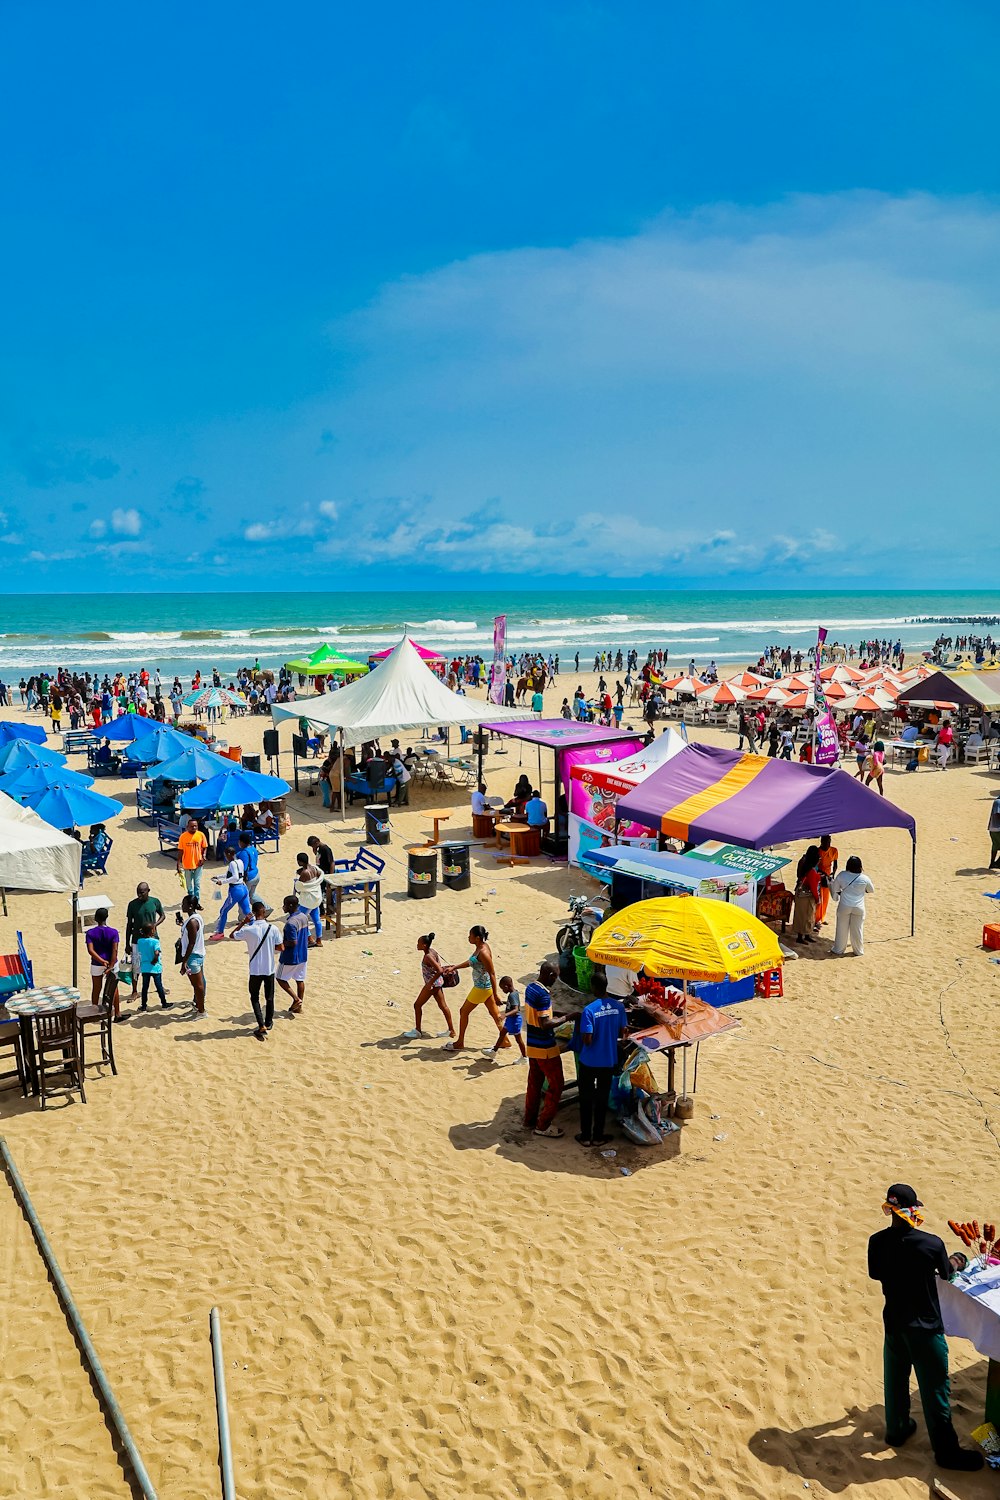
[587,896,782,982]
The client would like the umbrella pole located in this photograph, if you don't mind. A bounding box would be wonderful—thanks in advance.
[71,888,78,987]
[681,979,688,1098]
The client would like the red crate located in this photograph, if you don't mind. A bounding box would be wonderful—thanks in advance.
[984,924,1000,951]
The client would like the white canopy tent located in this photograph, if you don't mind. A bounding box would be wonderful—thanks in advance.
[271,635,523,814]
[0,789,81,893]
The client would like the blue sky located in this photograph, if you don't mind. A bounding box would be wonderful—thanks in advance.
[1,1,998,589]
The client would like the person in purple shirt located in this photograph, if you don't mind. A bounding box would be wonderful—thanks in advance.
[576,971,628,1147]
[85,908,121,1019]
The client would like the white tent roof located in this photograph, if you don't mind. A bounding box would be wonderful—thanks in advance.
[0,789,81,892]
[570,726,688,788]
[271,635,523,748]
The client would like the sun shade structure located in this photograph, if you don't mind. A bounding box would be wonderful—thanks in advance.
[122,725,197,764]
[0,789,81,892]
[179,766,290,812]
[99,712,158,743]
[617,742,918,935]
[0,721,47,746]
[146,743,236,783]
[0,739,71,775]
[896,670,1000,711]
[0,765,95,797]
[183,687,247,711]
[369,637,443,663]
[587,896,783,981]
[14,781,124,829]
[285,644,369,675]
[273,635,522,746]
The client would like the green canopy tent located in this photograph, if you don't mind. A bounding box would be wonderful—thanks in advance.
[284,644,368,676]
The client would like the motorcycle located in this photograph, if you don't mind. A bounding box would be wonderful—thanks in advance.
[555,891,609,954]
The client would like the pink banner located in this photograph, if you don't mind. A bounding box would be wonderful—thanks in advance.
[815,710,839,766]
[489,614,507,704]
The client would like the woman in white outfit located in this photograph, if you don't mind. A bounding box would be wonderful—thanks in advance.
[830,856,875,956]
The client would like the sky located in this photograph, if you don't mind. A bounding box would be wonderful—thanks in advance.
[1,0,999,591]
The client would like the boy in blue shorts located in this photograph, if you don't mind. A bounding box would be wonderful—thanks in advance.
[484,975,526,1062]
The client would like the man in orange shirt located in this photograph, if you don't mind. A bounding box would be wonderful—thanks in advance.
[816,834,839,927]
[176,817,208,900]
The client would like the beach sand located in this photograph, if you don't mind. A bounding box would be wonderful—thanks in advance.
[2,673,999,1498]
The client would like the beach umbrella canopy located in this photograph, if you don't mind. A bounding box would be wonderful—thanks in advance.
[183,686,247,710]
[667,676,708,698]
[781,690,815,711]
[0,720,47,746]
[100,712,157,743]
[728,670,766,690]
[148,743,235,783]
[179,766,290,811]
[697,680,745,705]
[0,739,70,775]
[14,781,124,829]
[587,896,783,982]
[819,663,865,684]
[122,724,197,764]
[1,764,95,798]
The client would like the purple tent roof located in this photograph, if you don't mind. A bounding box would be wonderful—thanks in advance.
[616,743,916,847]
[485,719,638,751]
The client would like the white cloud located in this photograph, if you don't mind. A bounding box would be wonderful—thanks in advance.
[88,518,107,539]
[244,517,316,543]
[317,500,338,520]
[308,192,1000,580]
[110,507,143,537]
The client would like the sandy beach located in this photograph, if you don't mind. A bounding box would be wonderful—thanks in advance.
[2,670,999,1499]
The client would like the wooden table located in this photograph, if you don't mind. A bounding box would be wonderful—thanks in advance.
[1,986,80,1094]
[321,870,382,938]
[424,810,452,845]
[494,821,541,859]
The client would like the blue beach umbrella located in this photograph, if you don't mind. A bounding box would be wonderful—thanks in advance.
[0,765,96,798]
[146,743,235,784]
[179,766,290,812]
[15,781,124,829]
[123,724,198,765]
[0,739,70,775]
[0,720,47,746]
[100,712,157,743]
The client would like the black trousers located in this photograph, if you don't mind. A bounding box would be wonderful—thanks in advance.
[249,974,275,1029]
[578,1062,614,1140]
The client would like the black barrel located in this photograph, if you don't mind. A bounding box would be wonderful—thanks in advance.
[365,804,391,845]
[242,753,261,773]
[441,842,471,891]
[407,844,437,899]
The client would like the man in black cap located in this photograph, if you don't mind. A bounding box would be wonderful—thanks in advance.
[868,1183,983,1470]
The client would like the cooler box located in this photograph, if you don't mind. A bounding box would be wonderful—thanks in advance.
[667,975,756,1008]
[984,924,1000,951]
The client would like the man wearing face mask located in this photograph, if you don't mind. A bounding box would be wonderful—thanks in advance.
[867,1184,983,1470]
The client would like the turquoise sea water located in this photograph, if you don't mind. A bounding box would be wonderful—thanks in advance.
[0,589,998,679]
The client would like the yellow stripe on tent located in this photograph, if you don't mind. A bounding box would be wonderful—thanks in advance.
[660,753,769,840]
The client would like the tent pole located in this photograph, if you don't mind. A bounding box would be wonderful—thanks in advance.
[71,889,78,987]
[910,836,916,938]
[339,730,346,823]
[476,725,484,787]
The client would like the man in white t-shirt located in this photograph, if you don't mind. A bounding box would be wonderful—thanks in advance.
[471,782,489,817]
[231,901,280,1040]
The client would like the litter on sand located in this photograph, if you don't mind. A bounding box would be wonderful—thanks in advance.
[601,1149,617,1159]
[620,1167,631,1176]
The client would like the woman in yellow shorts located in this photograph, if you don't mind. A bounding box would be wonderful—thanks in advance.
[444,925,507,1052]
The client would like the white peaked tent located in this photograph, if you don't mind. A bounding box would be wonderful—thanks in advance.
[271,635,523,816]
[0,788,81,893]
[272,635,522,743]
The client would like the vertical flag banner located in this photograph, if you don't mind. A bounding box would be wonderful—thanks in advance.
[813,626,839,765]
[489,614,507,704]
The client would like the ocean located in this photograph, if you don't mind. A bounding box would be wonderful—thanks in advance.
[1,589,998,680]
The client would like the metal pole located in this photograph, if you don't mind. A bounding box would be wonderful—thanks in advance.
[0,1136,159,1499]
[910,836,916,938]
[476,725,484,787]
[339,730,346,823]
[71,888,78,987]
[210,1306,236,1500]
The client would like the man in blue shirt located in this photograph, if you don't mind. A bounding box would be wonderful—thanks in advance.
[237,832,260,901]
[276,894,311,1014]
[524,791,549,830]
[576,971,628,1146]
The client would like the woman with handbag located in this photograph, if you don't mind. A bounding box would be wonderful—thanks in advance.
[792,846,822,943]
[403,933,457,1040]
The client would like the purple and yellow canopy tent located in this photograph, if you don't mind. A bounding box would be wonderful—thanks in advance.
[616,743,917,934]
